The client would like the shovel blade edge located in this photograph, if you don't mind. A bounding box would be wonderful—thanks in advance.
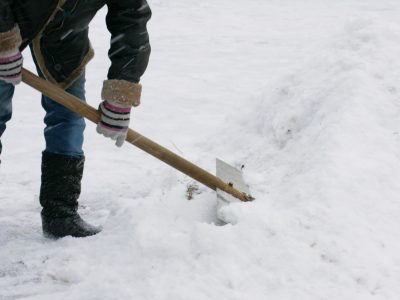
[216,158,250,221]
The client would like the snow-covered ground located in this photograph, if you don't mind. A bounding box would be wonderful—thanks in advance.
[2,0,400,299]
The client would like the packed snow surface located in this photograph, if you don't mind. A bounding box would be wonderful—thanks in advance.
[2,0,400,299]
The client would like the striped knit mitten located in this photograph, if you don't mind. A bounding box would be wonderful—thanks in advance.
[96,100,131,147]
[0,49,23,85]
[0,26,23,85]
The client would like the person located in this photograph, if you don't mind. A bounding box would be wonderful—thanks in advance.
[0,0,151,238]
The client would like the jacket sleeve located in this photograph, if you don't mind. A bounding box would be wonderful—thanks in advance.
[0,0,22,53]
[103,0,151,107]
[0,0,15,32]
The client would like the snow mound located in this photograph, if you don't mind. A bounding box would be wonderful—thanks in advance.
[212,18,400,298]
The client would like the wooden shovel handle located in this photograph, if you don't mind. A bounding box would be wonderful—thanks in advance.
[21,68,252,201]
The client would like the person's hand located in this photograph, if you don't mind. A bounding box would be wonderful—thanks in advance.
[96,100,131,147]
[97,79,141,147]
[0,49,23,85]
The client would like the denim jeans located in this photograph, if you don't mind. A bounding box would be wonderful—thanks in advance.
[0,51,86,157]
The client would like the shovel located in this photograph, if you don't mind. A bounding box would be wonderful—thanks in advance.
[21,68,254,220]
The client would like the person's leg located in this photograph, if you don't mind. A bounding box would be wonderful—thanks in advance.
[42,74,86,156]
[0,81,14,157]
[30,47,101,238]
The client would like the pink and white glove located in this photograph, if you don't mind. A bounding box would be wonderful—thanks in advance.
[96,100,131,147]
[0,49,23,85]
[96,79,142,147]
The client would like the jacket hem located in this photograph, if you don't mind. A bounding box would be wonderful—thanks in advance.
[31,0,94,90]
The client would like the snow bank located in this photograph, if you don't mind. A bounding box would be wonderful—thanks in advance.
[215,17,400,298]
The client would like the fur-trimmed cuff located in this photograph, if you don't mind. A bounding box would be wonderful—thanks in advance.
[0,26,22,53]
[101,79,142,107]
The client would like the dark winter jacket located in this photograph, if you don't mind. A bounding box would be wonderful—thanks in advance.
[0,0,151,106]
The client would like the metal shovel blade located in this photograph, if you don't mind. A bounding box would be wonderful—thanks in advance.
[216,159,250,222]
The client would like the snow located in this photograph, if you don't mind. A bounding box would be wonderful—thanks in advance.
[2,0,400,299]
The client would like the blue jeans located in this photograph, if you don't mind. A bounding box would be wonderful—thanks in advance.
[0,54,86,157]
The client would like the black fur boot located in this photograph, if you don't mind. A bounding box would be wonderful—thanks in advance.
[40,151,102,238]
